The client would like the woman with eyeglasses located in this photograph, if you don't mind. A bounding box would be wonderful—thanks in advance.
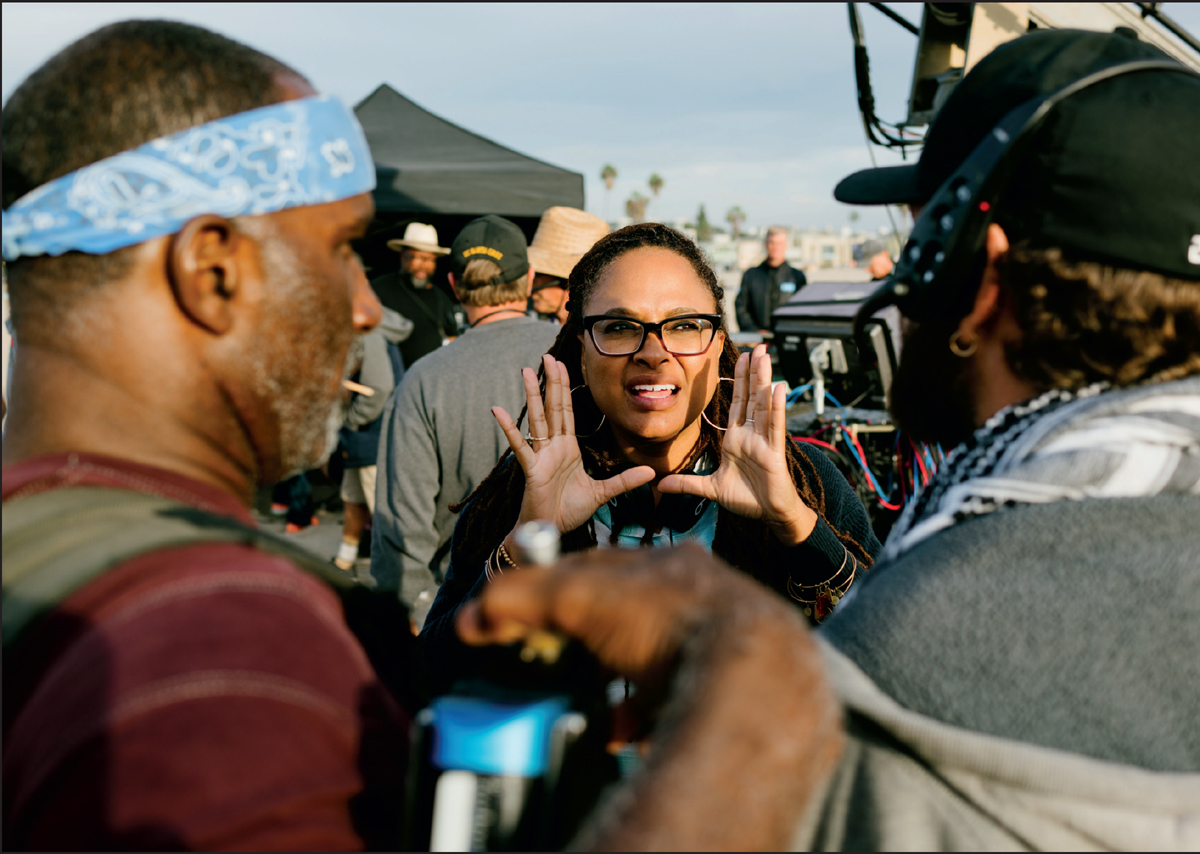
[420,224,880,677]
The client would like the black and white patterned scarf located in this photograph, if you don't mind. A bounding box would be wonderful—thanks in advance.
[882,376,1200,562]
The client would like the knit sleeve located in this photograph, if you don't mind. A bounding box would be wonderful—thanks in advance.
[796,441,881,564]
[417,469,522,695]
[751,443,881,621]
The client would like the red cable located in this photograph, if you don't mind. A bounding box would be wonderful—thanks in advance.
[792,436,840,453]
[846,429,903,511]
[796,435,904,511]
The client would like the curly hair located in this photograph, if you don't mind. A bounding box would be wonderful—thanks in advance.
[999,243,1200,390]
[451,223,873,589]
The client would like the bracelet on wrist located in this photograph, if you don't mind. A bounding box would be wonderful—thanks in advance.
[786,548,858,622]
[485,540,519,583]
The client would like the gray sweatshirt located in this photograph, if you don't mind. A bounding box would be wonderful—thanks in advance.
[369,315,560,626]
[342,325,395,429]
[802,494,1200,849]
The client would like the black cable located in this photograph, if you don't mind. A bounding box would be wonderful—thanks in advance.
[1136,2,1200,58]
[869,2,920,36]
[847,3,923,152]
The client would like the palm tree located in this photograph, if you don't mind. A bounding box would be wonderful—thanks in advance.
[626,192,650,224]
[696,204,713,242]
[726,205,746,238]
[601,164,618,221]
[647,173,664,221]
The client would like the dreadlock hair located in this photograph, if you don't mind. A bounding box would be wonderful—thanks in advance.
[451,222,873,591]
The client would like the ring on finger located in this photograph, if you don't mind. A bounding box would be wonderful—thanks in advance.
[744,417,755,424]
[525,432,549,443]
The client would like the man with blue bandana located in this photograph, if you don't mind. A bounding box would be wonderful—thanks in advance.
[3,21,414,849]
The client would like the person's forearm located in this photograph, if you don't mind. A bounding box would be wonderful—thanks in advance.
[574,601,844,851]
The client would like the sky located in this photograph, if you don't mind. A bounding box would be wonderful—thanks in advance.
[4,3,1200,233]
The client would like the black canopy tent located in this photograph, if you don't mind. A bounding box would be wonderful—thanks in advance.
[352,84,585,280]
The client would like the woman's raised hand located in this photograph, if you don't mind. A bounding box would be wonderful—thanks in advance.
[492,354,656,539]
[659,344,817,546]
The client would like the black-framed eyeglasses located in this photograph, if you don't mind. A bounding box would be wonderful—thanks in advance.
[582,314,721,356]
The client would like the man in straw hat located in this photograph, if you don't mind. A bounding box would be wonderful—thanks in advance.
[370,215,560,630]
[527,206,610,325]
[372,221,458,367]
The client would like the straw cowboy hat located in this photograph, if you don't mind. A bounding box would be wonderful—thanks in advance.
[386,222,450,255]
[526,207,610,280]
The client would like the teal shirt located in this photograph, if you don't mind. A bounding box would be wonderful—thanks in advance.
[592,497,718,550]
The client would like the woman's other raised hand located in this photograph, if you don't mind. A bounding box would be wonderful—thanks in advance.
[492,354,656,544]
[658,344,818,545]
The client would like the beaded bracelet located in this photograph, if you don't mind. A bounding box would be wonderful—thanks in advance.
[484,541,518,583]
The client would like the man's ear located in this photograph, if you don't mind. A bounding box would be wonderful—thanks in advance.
[956,223,1010,343]
[168,214,246,335]
[526,268,535,298]
[448,272,459,302]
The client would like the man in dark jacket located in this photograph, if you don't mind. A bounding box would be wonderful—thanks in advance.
[370,222,459,367]
[734,225,807,333]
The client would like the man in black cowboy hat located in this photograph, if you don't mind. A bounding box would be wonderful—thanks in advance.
[451,28,1200,850]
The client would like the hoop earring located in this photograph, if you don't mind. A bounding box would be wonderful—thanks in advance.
[701,377,737,432]
[570,384,607,439]
[949,332,978,358]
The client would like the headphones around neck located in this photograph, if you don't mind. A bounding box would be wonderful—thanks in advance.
[852,59,1195,356]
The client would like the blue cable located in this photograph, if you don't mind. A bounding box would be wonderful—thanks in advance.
[786,383,812,405]
[782,385,842,408]
[837,426,892,501]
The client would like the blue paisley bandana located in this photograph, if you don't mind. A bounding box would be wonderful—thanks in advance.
[2,95,375,261]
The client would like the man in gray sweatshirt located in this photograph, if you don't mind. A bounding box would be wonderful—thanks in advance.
[370,216,559,628]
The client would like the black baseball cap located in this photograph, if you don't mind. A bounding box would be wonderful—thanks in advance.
[450,214,530,285]
[836,29,1200,281]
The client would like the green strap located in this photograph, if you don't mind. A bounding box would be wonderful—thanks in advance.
[2,486,353,648]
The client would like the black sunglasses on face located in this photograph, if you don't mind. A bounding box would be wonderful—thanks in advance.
[582,314,722,356]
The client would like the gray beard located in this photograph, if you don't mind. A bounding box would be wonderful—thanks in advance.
[247,227,355,481]
[277,393,347,479]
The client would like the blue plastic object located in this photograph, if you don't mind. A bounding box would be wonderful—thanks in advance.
[429,694,570,777]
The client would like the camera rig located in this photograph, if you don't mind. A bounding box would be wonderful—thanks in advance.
[772,281,943,542]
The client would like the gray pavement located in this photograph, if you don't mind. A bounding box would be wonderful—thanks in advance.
[251,504,374,577]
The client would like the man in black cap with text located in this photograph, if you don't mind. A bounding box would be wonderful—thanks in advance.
[370,215,559,630]
[446,28,1200,850]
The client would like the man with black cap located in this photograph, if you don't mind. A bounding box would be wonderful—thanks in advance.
[370,215,560,630]
[446,29,1200,850]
